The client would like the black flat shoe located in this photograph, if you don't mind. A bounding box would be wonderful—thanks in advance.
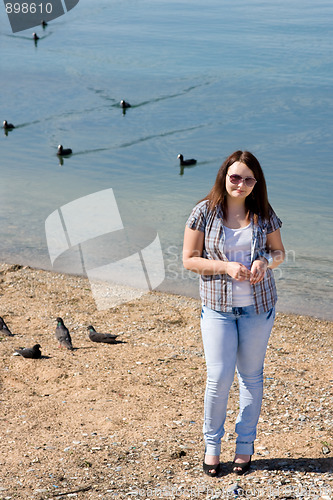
[232,456,251,475]
[203,460,221,477]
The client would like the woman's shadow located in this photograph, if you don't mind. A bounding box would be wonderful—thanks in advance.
[218,456,332,477]
[253,456,332,472]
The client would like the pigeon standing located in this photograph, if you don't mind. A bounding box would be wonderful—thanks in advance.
[55,317,74,350]
[0,317,13,336]
[15,344,41,359]
[87,325,119,344]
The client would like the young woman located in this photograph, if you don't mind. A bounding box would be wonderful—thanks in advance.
[183,150,285,477]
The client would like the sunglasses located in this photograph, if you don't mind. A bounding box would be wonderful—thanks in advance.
[227,173,257,188]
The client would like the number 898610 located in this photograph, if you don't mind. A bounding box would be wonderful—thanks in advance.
[5,3,53,14]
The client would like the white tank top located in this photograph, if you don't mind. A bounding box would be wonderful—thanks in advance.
[224,223,254,307]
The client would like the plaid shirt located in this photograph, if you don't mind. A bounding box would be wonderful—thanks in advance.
[186,200,282,314]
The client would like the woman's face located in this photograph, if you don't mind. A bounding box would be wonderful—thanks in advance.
[225,161,256,201]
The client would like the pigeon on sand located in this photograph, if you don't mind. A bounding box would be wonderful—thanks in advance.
[87,325,119,344]
[15,344,41,359]
[55,317,74,350]
[0,317,14,336]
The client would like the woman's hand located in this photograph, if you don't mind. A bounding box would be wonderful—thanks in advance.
[226,262,252,281]
[250,259,268,284]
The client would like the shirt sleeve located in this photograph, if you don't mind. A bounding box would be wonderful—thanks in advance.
[185,201,208,232]
[267,208,282,234]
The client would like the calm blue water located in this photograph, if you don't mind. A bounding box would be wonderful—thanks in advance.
[0,0,332,319]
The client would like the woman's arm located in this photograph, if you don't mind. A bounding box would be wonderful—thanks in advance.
[183,226,251,280]
[265,228,285,269]
[250,228,285,284]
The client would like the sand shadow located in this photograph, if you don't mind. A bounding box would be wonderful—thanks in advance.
[252,456,332,473]
[89,339,127,345]
[213,456,332,479]
[74,340,127,350]
[216,456,332,477]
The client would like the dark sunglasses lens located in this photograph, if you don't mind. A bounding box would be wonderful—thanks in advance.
[229,174,242,184]
[245,177,256,187]
[229,174,256,187]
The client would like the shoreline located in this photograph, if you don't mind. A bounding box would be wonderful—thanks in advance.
[0,261,332,498]
[1,260,332,323]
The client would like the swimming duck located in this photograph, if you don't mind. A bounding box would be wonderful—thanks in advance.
[177,154,197,166]
[120,100,131,109]
[3,120,15,130]
[57,145,72,156]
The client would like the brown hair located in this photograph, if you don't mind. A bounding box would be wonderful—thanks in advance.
[200,150,271,220]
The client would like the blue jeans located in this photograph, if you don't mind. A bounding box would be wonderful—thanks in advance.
[200,304,275,456]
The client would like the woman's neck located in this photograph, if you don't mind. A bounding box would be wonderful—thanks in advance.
[224,199,250,228]
[226,196,247,214]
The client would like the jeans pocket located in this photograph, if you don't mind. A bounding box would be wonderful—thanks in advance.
[266,306,275,321]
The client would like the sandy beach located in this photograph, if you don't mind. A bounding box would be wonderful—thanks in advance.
[0,262,332,499]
